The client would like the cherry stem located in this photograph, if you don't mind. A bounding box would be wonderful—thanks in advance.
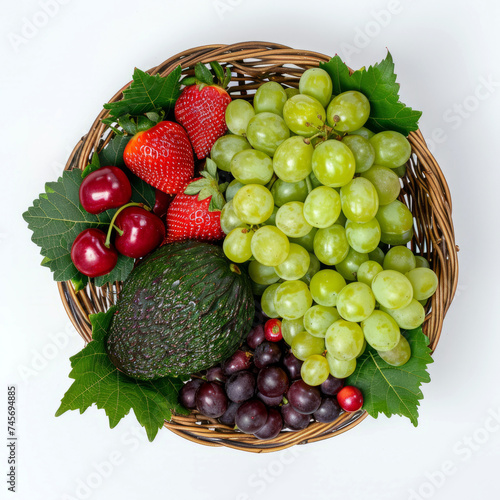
[105,202,149,247]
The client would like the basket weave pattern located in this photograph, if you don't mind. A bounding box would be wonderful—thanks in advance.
[57,42,458,453]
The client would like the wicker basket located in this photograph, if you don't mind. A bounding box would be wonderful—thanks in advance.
[57,42,458,453]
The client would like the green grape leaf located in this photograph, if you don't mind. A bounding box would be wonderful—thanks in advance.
[56,308,188,441]
[103,66,182,119]
[346,328,433,426]
[320,52,422,135]
[98,135,131,168]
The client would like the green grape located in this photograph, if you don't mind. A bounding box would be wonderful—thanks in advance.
[282,94,326,137]
[335,247,369,282]
[303,305,340,338]
[222,227,254,263]
[360,165,401,206]
[251,225,290,266]
[272,136,314,182]
[275,201,312,238]
[262,205,279,226]
[225,99,255,136]
[291,331,325,361]
[357,338,367,358]
[308,169,322,189]
[246,112,290,156]
[342,135,375,173]
[275,280,313,320]
[301,355,330,386]
[325,319,364,361]
[357,260,383,287]
[261,283,280,318]
[327,91,370,132]
[345,218,381,254]
[369,131,411,168]
[340,177,379,223]
[210,134,252,172]
[225,179,244,202]
[371,270,413,309]
[313,224,349,265]
[392,164,407,178]
[285,87,300,99]
[282,317,305,346]
[405,268,438,301]
[312,140,356,187]
[220,200,247,234]
[271,178,309,207]
[252,281,268,296]
[383,245,416,274]
[300,252,321,285]
[289,227,318,252]
[380,299,426,330]
[336,282,375,322]
[298,67,333,108]
[376,200,413,234]
[233,184,274,224]
[349,126,375,140]
[253,81,288,116]
[335,210,347,227]
[377,334,411,366]
[326,352,357,378]
[303,186,342,228]
[380,227,414,245]
[274,243,310,280]
[248,259,280,285]
[415,255,431,268]
[309,269,346,307]
[230,149,274,185]
[368,246,385,265]
[361,310,400,351]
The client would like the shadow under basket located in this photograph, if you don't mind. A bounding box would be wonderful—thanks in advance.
[57,42,459,453]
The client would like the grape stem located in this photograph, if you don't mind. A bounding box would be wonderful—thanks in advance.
[105,202,149,248]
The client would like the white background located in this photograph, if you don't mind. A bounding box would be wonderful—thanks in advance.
[1,0,499,499]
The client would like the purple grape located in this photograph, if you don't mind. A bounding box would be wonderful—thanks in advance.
[222,350,253,376]
[320,374,344,396]
[287,380,321,415]
[282,351,303,380]
[253,341,281,369]
[235,399,268,433]
[281,403,310,431]
[256,392,284,407]
[225,371,256,403]
[253,408,283,440]
[257,366,289,398]
[219,401,241,426]
[247,324,266,349]
[179,378,204,409]
[195,382,228,418]
[313,397,342,423]
[206,366,226,383]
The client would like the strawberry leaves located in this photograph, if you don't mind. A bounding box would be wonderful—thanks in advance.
[183,159,226,211]
[346,328,433,426]
[56,307,188,441]
[104,66,182,119]
[320,51,422,135]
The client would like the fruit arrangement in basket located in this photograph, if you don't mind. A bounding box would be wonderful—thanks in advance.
[23,44,456,448]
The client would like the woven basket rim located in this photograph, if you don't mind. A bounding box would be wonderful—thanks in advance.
[57,42,459,453]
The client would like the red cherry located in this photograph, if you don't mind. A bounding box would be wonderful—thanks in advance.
[152,189,174,218]
[264,319,282,342]
[71,228,118,277]
[113,206,166,258]
[336,386,363,412]
[79,166,132,214]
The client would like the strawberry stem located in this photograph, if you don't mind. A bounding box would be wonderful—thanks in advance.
[105,202,149,247]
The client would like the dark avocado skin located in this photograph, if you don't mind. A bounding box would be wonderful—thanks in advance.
[106,240,254,380]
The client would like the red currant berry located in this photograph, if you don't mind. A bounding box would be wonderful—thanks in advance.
[264,318,282,342]
[71,228,118,277]
[79,166,132,214]
[336,386,363,412]
[113,206,166,258]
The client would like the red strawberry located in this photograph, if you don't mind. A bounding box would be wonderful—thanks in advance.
[174,62,232,160]
[123,121,194,194]
[166,159,226,243]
